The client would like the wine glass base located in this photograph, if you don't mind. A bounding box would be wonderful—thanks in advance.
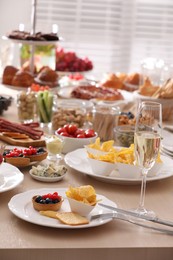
[130,207,156,219]
[47,155,62,163]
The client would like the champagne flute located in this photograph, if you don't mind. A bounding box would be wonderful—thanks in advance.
[134,101,162,217]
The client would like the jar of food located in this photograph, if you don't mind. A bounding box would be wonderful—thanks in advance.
[52,100,87,131]
[114,125,135,147]
[92,101,120,141]
[17,89,37,123]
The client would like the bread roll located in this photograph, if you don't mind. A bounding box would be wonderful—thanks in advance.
[12,70,34,87]
[2,65,19,85]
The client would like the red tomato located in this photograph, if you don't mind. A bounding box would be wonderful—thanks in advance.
[56,127,66,134]
[60,132,70,137]
[67,124,78,135]
[75,128,85,136]
[77,134,86,138]
[63,124,70,132]
[84,129,95,138]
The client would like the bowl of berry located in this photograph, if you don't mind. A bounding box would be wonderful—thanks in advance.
[32,191,63,211]
[55,124,97,154]
[55,46,93,76]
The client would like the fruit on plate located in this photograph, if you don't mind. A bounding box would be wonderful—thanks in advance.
[3,146,48,167]
[37,90,54,123]
[56,124,96,138]
[56,46,93,72]
[32,192,63,211]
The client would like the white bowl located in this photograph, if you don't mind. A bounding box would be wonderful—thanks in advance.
[67,197,95,216]
[88,157,117,176]
[87,156,163,179]
[29,170,67,183]
[55,132,98,154]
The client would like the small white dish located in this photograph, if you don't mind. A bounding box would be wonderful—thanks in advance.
[67,197,96,216]
[29,170,67,183]
[88,157,116,176]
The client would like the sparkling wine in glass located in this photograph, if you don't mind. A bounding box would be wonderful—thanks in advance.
[134,101,162,217]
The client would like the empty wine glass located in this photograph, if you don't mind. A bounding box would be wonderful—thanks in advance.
[134,101,162,217]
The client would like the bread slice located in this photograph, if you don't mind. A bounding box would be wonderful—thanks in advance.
[56,212,89,226]
[39,211,89,226]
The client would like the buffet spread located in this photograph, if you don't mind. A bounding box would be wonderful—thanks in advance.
[1,18,173,236]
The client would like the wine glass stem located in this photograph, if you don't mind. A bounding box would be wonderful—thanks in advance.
[138,169,148,211]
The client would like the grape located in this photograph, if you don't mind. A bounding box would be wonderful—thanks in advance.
[56,47,93,72]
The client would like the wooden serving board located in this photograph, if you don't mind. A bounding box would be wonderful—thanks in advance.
[0,133,45,147]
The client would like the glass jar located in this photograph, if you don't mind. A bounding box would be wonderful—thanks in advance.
[92,101,120,141]
[17,89,37,123]
[52,100,87,131]
[36,90,58,133]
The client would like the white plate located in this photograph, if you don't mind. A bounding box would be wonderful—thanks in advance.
[64,149,173,185]
[29,171,67,183]
[162,129,173,152]
[8,188,117,229]
[0,162,24,193]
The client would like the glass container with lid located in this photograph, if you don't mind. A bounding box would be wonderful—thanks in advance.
[92,101,120,141]
[17,89,37,123]
[52,99,88,131]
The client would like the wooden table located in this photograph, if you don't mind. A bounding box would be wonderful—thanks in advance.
[1,85,173,260]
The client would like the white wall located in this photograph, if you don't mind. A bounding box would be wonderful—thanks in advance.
[0,0,31,70]
[0,0,31,36]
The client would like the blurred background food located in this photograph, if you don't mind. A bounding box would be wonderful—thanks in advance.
[0,94,12,115]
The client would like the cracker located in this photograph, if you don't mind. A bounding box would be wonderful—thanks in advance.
[39,211,89,226]
[40,210,58,219]
[56,212,89,226]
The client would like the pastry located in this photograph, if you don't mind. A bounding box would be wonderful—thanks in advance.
[36,67,58,87]
[32,192,63,211]
[7,30,59,41]
[21,61,37,75]
[139,78,159,96]
[2,65,19,85]
[125,72,140,85]
[100,73,124,89]
[12,70,34,87]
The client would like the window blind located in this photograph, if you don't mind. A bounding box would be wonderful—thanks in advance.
[36,0,173,77]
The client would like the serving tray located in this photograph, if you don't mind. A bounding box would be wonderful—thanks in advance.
[0,133,45,147]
